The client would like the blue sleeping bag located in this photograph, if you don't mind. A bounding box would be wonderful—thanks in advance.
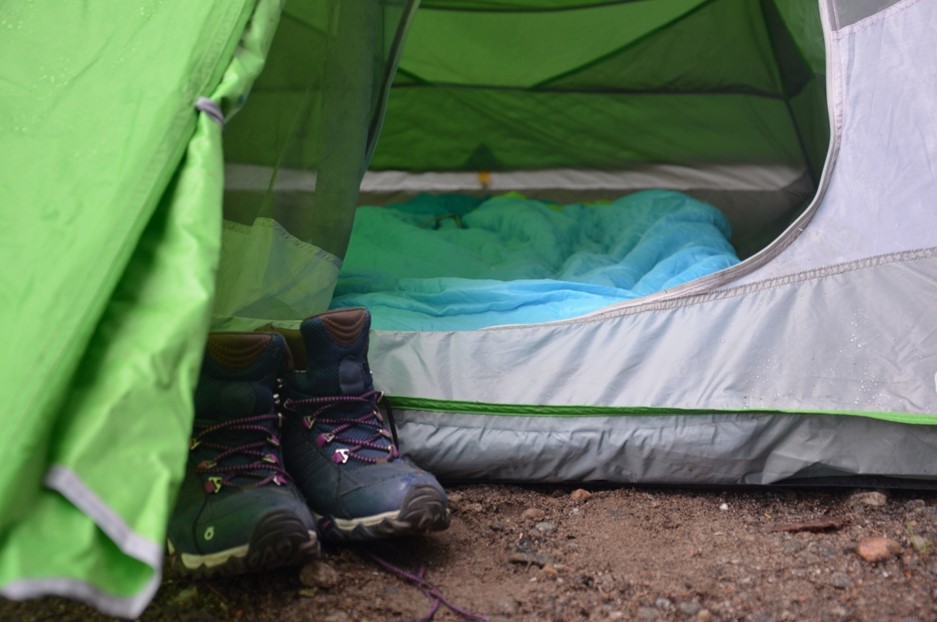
[331,190,739,330]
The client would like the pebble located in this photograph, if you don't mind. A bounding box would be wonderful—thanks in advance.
[636,606,658,620]
[856,536,901,562]
[828,572,853,589]
[719,503,729,511]
[679,602,702,616]
[850,491,887,508]
[539,564,559,581]
[655,597,673,609]
[535,521,555,533]
[300,560,341,590]
[697,609,714,621]
[498,598,518,615]
[322,612,350,622]
[521,507,546,521]
[570,489,592,503]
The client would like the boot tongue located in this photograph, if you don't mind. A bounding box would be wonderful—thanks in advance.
[301,308,374,397]
[338,354,369,396]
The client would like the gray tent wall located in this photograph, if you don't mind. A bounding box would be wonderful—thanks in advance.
[370,0,937,484]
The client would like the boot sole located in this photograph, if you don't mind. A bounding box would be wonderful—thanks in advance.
[317,484,451,542]
[167,510,319,577]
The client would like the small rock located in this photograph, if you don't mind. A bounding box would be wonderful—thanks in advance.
[607,612,626,621]
[655,597,673,609]
[300,560,341,590]
[447,492,465,505]
[679,601,702,616]
[719,503,729,511]
[539,564,559,580]
[465,502,485,513]
[636,606,658,620]
[697,609,714,621]
[322,612,350,622]
[850,491,888,508]
[828,572,853,589]
[535,521,555,533]
[521,507,546,521]
[857,536,901,562]
[498,598,518,615]
[570,488,592,503]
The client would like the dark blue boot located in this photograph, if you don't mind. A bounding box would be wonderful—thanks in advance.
[280,308,450,541]
[167,333,319,576]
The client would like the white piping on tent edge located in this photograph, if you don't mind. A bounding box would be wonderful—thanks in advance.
[43,466,163,569]
[0,573,160,621]
[223,162,808,194]
[0,465,166,619]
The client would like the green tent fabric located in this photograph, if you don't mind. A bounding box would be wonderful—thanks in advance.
[0,0,406,615]
[0,0,275,616]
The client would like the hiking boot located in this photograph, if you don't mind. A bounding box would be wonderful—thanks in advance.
[278,308,450,541]
[166,333,319,576]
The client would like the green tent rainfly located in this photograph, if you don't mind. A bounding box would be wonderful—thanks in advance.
[1,0,936,617]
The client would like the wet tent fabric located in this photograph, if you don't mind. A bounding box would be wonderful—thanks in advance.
[0,1,278,616]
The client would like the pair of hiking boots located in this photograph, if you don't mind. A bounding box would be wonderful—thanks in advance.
[166,308,449,576]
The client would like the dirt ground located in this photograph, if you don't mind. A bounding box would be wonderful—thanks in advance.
[3,483,937,622]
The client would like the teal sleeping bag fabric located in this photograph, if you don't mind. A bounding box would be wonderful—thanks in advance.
[331,190,739,330]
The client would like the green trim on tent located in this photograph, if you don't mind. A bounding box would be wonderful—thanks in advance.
[388,396,937,426]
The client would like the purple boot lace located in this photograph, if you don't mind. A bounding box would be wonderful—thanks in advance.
[189,412,292,492]
[360,545,489,622]
[282,390,401,465]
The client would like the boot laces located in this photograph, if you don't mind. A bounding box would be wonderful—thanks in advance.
[283,390,400,465]
[359,543,489,622]
[189,413,292,493]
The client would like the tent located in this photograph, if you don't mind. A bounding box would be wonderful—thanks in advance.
[2,0,936,617]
